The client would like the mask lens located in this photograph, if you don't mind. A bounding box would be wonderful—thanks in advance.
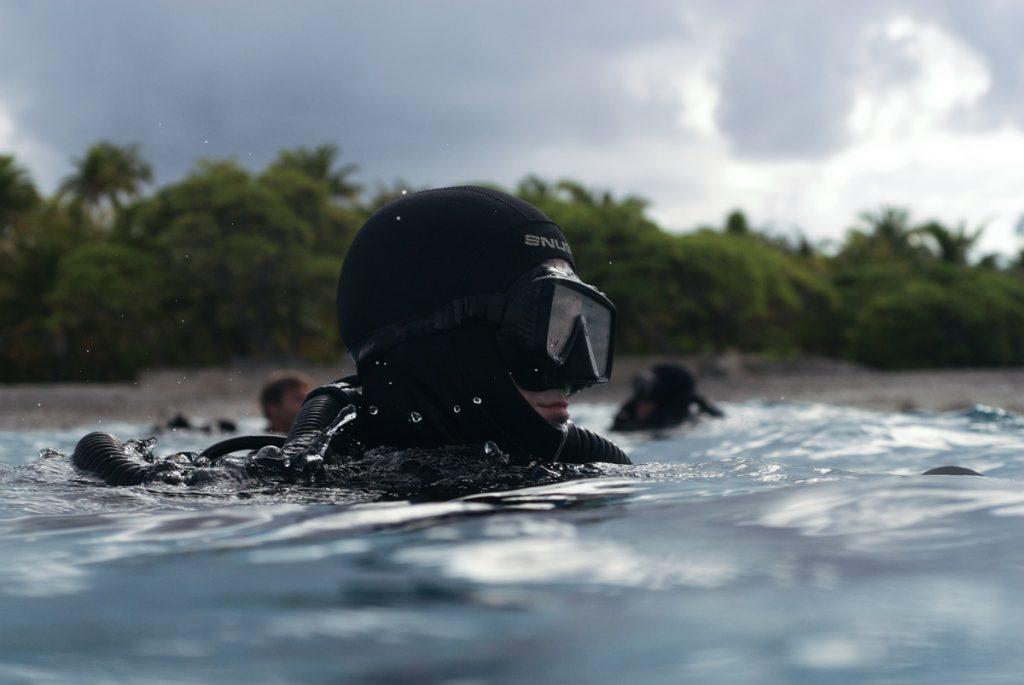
[546,283,612,374]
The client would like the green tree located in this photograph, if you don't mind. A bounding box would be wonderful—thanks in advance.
[724,209,749,235]
[270,144,360,202]
[58,142,153,224]
[0,155,39,237]
[0,201,93,380]
[914,220,983,265]
[838,206,933,263]
[848,269,1024,368]
[47,242,168,379]
[260,158,362,256]
[134,160,337,363]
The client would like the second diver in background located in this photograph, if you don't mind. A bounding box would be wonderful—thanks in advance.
[612,363,722,432]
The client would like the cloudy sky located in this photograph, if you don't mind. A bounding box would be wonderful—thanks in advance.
[2,0,1023,254]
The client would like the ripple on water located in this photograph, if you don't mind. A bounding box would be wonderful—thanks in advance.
[0,401,1022,682]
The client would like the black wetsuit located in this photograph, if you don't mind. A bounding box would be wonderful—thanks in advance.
[612,395,722,431]
[72,379,629,498]
[612,364,723,432]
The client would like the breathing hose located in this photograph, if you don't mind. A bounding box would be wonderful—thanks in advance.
[200,435,285,459]
[71,432,151,486]
[559,425,632,465]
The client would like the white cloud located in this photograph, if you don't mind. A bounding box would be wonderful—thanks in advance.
[0,99,64,190]
[601,13,1023,258]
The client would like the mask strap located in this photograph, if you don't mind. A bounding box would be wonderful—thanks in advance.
[353,294,508,362]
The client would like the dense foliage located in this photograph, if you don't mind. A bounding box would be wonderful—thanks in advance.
[1,143,1021,380]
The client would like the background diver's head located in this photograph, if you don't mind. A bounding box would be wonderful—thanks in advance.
[336,186,615,460]
[260,371,312,433]
[635,364,697,404]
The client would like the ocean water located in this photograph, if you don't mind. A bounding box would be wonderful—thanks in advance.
[2,401,1024,683]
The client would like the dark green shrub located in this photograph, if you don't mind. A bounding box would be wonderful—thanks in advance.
[849,270,1024,368]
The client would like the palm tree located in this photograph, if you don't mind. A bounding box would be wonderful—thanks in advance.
[860,206,915,257]
[59,142,152,221]
[271,144,360,201]
[555,180,598,206]
[0,155,39,236]
[914,220,983,265]
[840,206,929,262]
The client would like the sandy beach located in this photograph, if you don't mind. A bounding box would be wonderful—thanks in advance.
[3,355,1024,430]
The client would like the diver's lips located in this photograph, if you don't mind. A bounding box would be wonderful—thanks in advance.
[535,398,569,410]
[535,400,570,423]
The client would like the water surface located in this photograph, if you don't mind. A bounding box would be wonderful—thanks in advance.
[2,402,1023,683]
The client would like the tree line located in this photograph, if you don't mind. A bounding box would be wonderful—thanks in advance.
[2,142,1024,381]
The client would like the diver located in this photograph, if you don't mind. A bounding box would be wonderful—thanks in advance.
[611,363,722,432]
[328,185,629,464]
[72,186,630,490]
[260,372,312,433]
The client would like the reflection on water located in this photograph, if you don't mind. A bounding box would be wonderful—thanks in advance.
[2,401,1024,682]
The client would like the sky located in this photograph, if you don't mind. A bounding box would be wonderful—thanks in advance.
[2,0,1024,255]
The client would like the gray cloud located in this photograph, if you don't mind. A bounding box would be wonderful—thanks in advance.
[929,1,1024,129]
[712,2,907,159]
[1,0,1023,196]
[0,0,688,189]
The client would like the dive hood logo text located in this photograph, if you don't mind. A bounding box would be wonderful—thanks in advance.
[524,234,572,254]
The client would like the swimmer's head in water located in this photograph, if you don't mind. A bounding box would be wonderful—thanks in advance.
[260,372,312,433]
[336,186,615,457]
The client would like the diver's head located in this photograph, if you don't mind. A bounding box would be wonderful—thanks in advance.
[260,372,312,433]
[336,186,615,458]
[630,364,697,420]
[634,364,696,402]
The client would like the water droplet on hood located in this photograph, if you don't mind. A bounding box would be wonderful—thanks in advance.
[472,397,483,405]
[409,411,422,423]
[368,405,379,415]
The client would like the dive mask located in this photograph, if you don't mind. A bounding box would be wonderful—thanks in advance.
[350,267,615,394]
[495,270,615,393]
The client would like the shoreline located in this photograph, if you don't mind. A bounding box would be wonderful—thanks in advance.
[3,356,1024,430]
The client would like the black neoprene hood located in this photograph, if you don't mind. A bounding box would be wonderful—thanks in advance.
[337,186,575,358]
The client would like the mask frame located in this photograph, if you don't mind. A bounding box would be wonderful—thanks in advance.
[496,276,615,393]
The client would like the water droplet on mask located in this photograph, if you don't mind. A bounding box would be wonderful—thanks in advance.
[453,405,461,414]
[368,405,379,415]
[409,411,422,423]
[472,396,482,405]
[396,215,402,221]
[401,189,408,195]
